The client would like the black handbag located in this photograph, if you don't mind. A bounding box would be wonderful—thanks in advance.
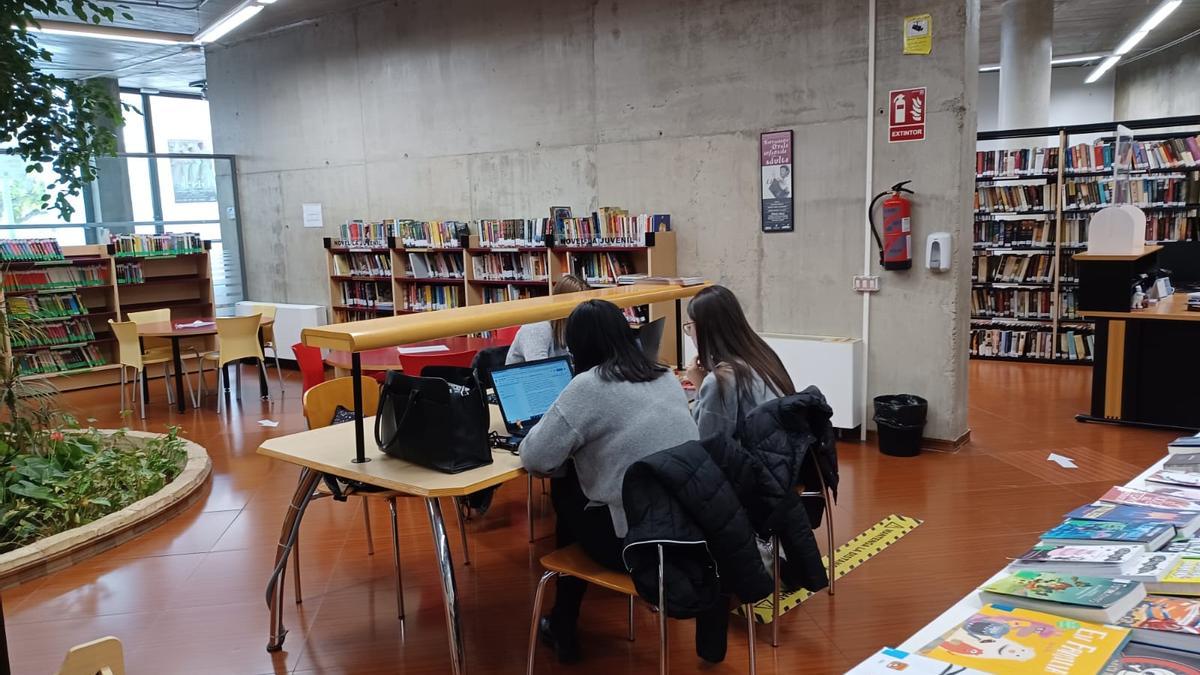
[374,366,493,474]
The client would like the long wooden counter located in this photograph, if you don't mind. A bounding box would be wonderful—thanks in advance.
[1081,291,1200,322]
[301,283,709,352]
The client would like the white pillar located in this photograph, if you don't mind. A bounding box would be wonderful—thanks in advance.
[998,0,1052,130]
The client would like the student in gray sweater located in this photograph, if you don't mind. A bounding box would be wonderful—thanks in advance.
[521,299,697,664]
[685,285,796,440]
[505,274,589,364]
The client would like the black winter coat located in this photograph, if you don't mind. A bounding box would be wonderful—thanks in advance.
[621,387,838,617]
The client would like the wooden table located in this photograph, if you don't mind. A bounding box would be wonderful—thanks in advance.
[258,408,525,674]
[324,335,501,377]
[136,316,275,413]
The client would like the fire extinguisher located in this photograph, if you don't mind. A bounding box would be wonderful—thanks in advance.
[868,181,915,271]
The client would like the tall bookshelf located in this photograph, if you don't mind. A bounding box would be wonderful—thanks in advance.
[323,228,681,364]
[1,237,217,391]
[972,117,1200,365]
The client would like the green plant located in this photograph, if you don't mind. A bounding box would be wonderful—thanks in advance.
[2,0,134,221]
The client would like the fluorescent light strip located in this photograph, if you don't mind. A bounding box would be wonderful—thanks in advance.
[195,4,263,44]
[1086,0,1181,83]
[978,53,1107,73]
[25,21,191,46]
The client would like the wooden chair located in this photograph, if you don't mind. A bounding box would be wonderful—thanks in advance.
[55,636,125,675]
[291,342,327,394]
[197,314,272,412]
[528,544,757,675]
[769,457,836,647]
[241,302,285,394]
[109,320,191,419]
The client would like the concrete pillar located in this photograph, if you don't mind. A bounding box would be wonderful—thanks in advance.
[997,0,1052,130]
[92,78,135,239]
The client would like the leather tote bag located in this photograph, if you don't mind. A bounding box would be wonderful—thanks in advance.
[374,366,493,473]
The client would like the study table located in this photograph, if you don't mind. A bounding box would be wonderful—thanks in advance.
[323,335,502,377]
[135,316,275,412]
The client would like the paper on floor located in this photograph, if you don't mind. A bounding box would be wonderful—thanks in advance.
[1047,452,1078,469]
[257,419,280,427]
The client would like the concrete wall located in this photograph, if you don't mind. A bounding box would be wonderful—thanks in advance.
[978,67,1114,132]
[207,0,978,440]
[1115,39,1200,120]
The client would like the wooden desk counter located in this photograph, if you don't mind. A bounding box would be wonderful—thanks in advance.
[1081,292,1200,322]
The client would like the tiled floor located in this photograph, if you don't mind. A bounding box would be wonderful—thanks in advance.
[1,361,1179,674]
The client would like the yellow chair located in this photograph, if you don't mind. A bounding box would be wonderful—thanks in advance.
[125,308,173,357]
[109,320,191,419]
[241,302,285,395]
[55,636,125,675]
[295,377,409,618]
[197,314,272,413]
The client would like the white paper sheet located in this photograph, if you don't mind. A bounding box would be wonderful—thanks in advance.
[397,345,451,355]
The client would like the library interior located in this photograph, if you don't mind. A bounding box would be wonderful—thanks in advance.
[3,0,1200,673]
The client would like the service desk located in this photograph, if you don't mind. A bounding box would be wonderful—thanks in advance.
[1079,292,1200,430]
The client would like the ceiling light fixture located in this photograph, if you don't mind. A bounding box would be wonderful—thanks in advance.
[194,4,264,44]
[1086,0,1182,83]
[25,19,192,45]
[978,53,1107,73]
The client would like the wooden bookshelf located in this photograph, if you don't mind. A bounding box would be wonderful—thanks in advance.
[323,229,681,365]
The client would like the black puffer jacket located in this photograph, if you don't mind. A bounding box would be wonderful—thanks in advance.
[622,387,838,614]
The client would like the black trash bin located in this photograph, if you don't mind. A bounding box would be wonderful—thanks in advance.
[873,394,928,457]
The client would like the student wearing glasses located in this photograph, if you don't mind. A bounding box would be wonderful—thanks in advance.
[520,299,698,664]
[684,285,795,439]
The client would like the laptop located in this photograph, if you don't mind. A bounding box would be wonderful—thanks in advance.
[636,317,665,362]
[490,356,574,438]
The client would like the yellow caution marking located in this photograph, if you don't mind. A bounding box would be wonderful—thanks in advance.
[738,513,923,623]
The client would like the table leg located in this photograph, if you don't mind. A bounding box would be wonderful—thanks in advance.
[266,467,322,652]
[139,337,151,403]
[426,497,466,675]
[171,336,186,413]
[257,328,269,400]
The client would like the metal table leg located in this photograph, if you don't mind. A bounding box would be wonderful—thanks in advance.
[171,336,186,413]
[266,468,322,652]
[426,497,466,675]
[257,328,270,399]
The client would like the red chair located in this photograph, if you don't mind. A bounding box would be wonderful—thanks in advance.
[492,326,520,346]
[291,343,327,394]
[398,349,479,376]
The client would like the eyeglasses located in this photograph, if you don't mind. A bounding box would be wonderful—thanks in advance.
[682,321,695,336]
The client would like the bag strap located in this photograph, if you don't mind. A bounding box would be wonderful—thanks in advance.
[374,387,420,448]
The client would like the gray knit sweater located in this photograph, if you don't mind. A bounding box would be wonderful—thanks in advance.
[505,321,569,364]
[692,366,779,440]
[520,369,699,536]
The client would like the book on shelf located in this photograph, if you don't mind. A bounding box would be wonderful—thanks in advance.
[16,344,107,375]
[846,647,990,674]
[972,253,1055,284]
[115,262,144,285]
[110,233,202,257]
[476,218,550,248]
[338,219,394,246]
[331,252,392,277]
[974,183,1058,213]
[396,220,465,249]
[972,218,1055,248]
[1103,486,1200,512]
[567,252,637,285]
[480,284,541,304]
[0,238,65,261]
[6,293,88,318]
[3,264,109,290]
[1040,518,1176,550]
[1064,135,1200,173]
[1169,435,1200,456]
[1100,642,1200,674]
[978,571,1146,624]
[1145,557,1200,596]
[403,283,464,311]
[1063,173,1200,210]
[621,275,705,286]
[10,317,96,348]
[555,208,670,247]
[916,604,1129,674]
[1115,596,1200,653]
[1066,502,1200,537]
[407,251,465,280]
[970,287,1053,319]
[470,252,546,281]
[969,326,1056,360]
[338,281,394,311]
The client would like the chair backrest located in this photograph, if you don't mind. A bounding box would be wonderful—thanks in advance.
[291,342,327,394]
[303,376,381,430]
[492,325,520,345]
[55,636,125,675]
[108,320,144,369]
[398,349,478,376]
[242,302,278,342]
[215,314,265,367]
[125,308,171,350]
[470,345,511,389]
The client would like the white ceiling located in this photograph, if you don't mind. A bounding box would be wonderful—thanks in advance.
[29,0,1200,94]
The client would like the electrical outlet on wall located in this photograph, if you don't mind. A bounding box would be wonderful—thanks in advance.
[853,275,880,292]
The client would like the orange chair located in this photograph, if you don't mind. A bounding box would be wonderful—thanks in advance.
[492,325,520,345]
[397,349,478,375]
[291,343,327,394]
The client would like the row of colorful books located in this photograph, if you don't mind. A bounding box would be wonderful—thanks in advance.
[477,218,550,248]
[2,265,108,291]
[975,147,1060,178]
[405,252,464,280]
[338,219,469,249]
[116,262,144,285]
[338,282,394,311]
[975,183,1059,214]
[7,293,88,318]
[471,252,548,281]
[1062,173,1200,209]
[110,233,202,257]
[331,253,392,278]
[968,326,1094,361]
[565,252,637,285]
[972,253,1056,285]
[479,285,544,304]
[0,238,65,262]
[972,218,1056,249]
[11,318,96,348]
[854,434,1200,674]
[554,209,670,247]
[403,284,463,312]
[16,345,107,376]
[1063,136,1200,173]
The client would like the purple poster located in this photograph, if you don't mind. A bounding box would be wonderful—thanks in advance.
[760,131,793,232]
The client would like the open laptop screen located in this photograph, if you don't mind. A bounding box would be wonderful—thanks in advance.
[490,356,574,428]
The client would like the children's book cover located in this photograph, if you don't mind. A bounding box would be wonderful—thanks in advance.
[918,604,1129,674]
[1162,558,1200,587]
[1150,471,1200,489]
[1043,519,1173,543]
[1122,552,1184,582]
[1015,544,1139,565]
[1102,487,1200,511]
[981,571,1139,608]
[1118,596,1200,635]
[845,647,991,674]
[1068,502,1200,527]
[1100,643,1200,675]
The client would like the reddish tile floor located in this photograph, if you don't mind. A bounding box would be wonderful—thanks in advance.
[1,361,1179,674]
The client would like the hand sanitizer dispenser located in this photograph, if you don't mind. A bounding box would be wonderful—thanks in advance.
[926,232,951,271]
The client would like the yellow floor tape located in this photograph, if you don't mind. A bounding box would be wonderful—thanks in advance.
[738,514,923,624]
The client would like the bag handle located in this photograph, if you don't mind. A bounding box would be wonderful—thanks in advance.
[375,387,420,449]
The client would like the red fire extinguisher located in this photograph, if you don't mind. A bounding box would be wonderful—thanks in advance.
[868,181,915,271]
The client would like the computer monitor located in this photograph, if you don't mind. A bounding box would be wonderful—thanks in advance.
[490,356,574,433]
[637,317,665,362]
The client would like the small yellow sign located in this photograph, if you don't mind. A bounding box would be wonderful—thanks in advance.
[904,13,932,55]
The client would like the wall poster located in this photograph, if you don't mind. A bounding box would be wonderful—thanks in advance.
[760,130,793,233]
[167,139,217,202]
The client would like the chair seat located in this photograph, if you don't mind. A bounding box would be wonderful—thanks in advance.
[141,354,174,366]
[540,544,635,596]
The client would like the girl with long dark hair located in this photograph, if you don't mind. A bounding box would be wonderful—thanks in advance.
[520,299,697,663]
[685,285,795,439]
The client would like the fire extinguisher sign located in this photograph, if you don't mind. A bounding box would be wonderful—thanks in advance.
[887,87,926,143]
